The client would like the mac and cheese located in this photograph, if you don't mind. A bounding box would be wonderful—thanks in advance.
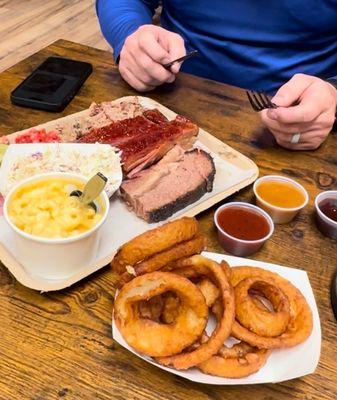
[8,177,103,239]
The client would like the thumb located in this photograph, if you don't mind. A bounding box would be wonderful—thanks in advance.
[164,33,186,74]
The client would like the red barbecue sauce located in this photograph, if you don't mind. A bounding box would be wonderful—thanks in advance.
[217,206,270,241]
[319,199,337,222]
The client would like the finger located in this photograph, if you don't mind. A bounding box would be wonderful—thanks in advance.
[272,129,329,150]
[122,49,174,87]
[272,129,312,144]
[261,109,313,133]
[163,34,186,74]
[262,107,336,135]
[271,73,314,107]
[262,115,323,134]
[129,50,175,85]
[276,139,324,151]
[119,63,155,92]
[267,83,326,125]
[166,75,176,83]
[137,30,171,64]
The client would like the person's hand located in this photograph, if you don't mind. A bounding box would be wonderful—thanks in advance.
[260,74,337,150]
[119,25,186,92]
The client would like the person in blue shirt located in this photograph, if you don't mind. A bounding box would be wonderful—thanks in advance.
[96,0,337,150]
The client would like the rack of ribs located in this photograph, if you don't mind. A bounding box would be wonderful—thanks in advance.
[77,109,199,176]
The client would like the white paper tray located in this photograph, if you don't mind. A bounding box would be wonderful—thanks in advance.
[0,97,258,291]
[112,251,321,385]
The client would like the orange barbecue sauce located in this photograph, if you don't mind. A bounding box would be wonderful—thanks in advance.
[256,180,305,209]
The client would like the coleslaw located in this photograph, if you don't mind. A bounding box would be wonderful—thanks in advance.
[1,144,122,197]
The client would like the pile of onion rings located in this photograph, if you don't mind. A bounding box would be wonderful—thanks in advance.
[111,217,206,287]
[112,217,313,379]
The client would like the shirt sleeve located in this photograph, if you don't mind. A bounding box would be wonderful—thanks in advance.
[96,0,160,61]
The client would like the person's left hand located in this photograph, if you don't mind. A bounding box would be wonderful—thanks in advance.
[260,74,337,150]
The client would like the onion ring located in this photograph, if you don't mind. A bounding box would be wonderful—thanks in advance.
[111,217,199,274]
[234,277,290,337]
[197,278,220,307]
[198,341,270,378]
[114,271,208,357]
[199,294,270,378]
[231,266,313,349]
[161,293,180,324]
[137,294,164,322]
[157,255,235,369]
[220,260,232,281]
[134,234,206,276]
[137,292,180,324]
[116,233,206,287]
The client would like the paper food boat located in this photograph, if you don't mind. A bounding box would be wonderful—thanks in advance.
[112,251,321,385]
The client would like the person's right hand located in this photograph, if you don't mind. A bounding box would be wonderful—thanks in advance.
[119,25,186,92]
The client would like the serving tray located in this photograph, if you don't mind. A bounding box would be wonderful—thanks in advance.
[0,96,258,291]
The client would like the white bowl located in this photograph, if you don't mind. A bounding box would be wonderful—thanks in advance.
[3,172,109,280]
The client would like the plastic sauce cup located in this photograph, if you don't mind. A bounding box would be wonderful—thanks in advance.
[315,191,337,240]
[214,202,274,257]
[253,175,309,224]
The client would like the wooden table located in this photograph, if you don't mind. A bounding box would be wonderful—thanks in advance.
[0,40,336,400]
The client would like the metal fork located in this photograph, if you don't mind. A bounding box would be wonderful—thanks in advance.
[246,91,277,112]
[163,50,198,69]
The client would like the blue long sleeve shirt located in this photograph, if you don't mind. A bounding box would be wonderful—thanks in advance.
[96,0,337,94]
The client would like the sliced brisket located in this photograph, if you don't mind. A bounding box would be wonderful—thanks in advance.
[120,146,216,222]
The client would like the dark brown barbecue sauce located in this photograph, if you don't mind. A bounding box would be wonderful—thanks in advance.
[319,199,337,222]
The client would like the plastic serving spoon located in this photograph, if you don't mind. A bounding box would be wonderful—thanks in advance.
[70,172,107,212]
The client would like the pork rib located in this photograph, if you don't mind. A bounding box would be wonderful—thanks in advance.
[77,109,198,175]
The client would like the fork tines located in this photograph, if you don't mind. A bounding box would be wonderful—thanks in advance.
[246,91,277,112]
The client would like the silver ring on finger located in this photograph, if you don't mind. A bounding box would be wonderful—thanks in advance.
[290,133,301,144]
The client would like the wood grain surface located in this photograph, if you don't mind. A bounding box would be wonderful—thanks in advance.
[0,0,110,73]
[0,40,336,400]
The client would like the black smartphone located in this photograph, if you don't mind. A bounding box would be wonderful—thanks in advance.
[11,57,93,112]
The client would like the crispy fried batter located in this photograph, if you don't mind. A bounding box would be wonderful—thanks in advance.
[161,293,180,324]
[157,255,235,370]
[111,217,199,274]
[211,299,223,320]
[235,277,290,337]
[135,234,206,276]
[115,233,206,288]
[114,271,208,357]
[231,266,313,349]
[197,278,220,307]
[116,271,135,288]
[137,292,180,324]
[199,341,270,378]
[220,260,232,281]
[138,295,164,322]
